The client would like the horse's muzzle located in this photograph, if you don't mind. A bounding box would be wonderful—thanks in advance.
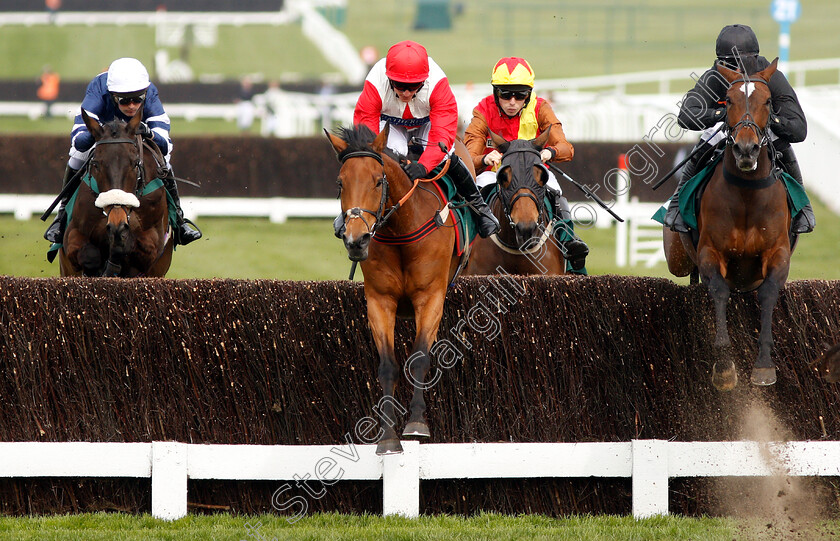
[733,141,760,171]
[344,232,371,262]
[514,221,540,249]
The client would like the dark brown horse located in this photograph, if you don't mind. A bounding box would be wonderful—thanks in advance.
[464,129,566,275]
[664,58,793,389]
[59,107,174,277]
[326,124,466,455]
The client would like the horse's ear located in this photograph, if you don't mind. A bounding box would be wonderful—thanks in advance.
[489,130,508,151]
[128,104,144,133]
[757,58,779,82]
[715,61,741,84]
[81,108,103,140]
[372,123,390,153]
[532,126,552,150]
[325,128,347,155]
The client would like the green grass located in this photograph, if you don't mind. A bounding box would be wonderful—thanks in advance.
[2,512,838,540]
[2,196,837,281]
[0,512,744,540]
[0,217,356,281]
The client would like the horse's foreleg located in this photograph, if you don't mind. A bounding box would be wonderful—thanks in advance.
[700,253,737,391]
[402,289,447,439]
[751,276,781,385]
[367,295,402,455]
[751,255,789,386]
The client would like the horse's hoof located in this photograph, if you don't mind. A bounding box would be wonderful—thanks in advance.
[712,362,738,391]
[402,422,430,438]
[376,439,403,455]
[750,367,777,386]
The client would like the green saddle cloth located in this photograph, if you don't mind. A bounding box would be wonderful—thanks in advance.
[430,165,477,254]
[47,174,177,262]
[652,154,811,230]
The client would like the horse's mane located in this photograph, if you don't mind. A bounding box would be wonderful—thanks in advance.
[334,124,404,164]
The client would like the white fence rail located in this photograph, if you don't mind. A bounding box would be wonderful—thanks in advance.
[1,194,657,267]
[1,440,838,520]
[0,194,341,224]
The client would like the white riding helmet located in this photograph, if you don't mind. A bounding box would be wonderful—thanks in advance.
[106,58,150,94]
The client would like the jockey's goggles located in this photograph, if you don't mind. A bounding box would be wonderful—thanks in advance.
[113,93,146,105]
[497,89,530,101]
[390,80,424,93]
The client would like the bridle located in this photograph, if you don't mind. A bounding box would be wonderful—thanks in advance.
[338,150,391,236]
[92,134,146,220]
[725,74,771,150]
[496,146,548,227]
[722,71,780,187]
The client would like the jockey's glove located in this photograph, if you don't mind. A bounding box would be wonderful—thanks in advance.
[138,122,154,140]
[401,161,427,181]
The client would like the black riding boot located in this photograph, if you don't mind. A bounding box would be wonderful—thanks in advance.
[44,165,77,243]
[448,154,500,237]
[549,187,589,272]
[163,173,202,245]
[663,141,711,233]
[778,146,815,234]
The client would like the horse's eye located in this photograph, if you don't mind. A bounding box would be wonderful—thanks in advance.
[375,178,383,188]
[90,161,99,170]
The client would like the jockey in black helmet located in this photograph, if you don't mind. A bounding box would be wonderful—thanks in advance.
[665,24,814,235]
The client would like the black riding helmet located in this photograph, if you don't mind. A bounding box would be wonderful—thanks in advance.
[716,24,759,63]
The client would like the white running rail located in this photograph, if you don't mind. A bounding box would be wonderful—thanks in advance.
[1,440,838,520]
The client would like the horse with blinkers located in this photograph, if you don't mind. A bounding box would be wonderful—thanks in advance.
[465,128,567,275]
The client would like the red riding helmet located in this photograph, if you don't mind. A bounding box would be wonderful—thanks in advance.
[385,41,429,83]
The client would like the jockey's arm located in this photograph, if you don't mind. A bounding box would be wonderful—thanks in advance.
[537,101,573,163]
[141,85,173,158]
[463,108,493,173]
[418,80,458,173]
[677,69,727,131]
[768,72,807,144]
[70,79,109,155]
[353,81,383,134]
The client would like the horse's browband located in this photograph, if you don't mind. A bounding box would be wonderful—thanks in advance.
[729,77,769,88]
[341,150,383,165]
[96,138,137,145]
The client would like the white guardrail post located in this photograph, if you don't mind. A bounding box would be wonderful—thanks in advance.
[631,439,669,518]
[382,440,420,517]
[152,441,188,520]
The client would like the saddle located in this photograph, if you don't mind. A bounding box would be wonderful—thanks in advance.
[653,150,809,248]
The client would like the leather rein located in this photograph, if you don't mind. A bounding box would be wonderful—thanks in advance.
[339,149,451,242]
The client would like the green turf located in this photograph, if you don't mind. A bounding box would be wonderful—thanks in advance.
[0,512,744,541]
[2,196,836,281]
[2,512,839,540]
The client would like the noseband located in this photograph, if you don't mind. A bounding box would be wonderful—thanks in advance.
[339,150,390,235]
[497,146,547,226]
